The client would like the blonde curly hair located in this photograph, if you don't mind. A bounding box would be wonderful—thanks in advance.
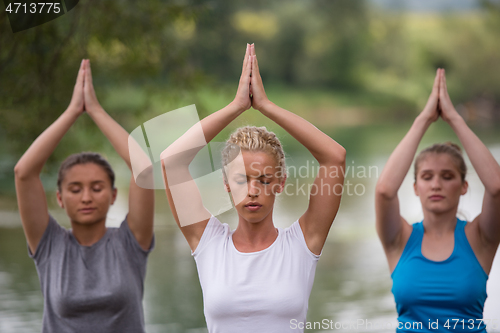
[221,126,286,182]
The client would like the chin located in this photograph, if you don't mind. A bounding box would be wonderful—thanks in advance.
[71,214,105,225]
[423,203,457,215]
[236,209,267,224]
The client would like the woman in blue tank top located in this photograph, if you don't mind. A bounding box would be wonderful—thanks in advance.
[375,68,500,332]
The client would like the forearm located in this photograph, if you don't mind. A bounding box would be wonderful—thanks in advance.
[200,102,245,142]
[259,101,345,165]
[14,108,80,178]
[86,106,132,169]
[376,115,432,197]
[161,102,244,165]
[448,116,500,195]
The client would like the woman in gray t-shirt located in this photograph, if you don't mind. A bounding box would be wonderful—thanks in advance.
[14,59,154,333]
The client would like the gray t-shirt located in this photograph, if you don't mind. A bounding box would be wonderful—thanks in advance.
[29,215,154,333]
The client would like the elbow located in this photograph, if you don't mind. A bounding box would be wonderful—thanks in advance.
[160,148,176,169]
[324,144,346,166]
[489,185,500,198]
[486,174,500,198]
[14,163,29,181]
[375,182,397,200]
[336,145,347,165]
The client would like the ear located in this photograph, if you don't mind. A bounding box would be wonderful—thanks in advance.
[413,181,419,196]
[111,188,118,205]
[461,180,468,196]
[56,190,64,208]
[224,181,231,193]
[275,175,287,194]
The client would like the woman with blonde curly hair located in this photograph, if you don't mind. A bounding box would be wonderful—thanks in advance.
[161,44,346,332]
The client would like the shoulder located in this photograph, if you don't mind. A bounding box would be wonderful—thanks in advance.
[283,220,321,261]
[113,215,155,255]
[401,220,421,246]
[28,214,68,264]
[192,215,229,257]
[411,221,423,231]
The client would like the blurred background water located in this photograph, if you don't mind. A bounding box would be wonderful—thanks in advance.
[2,0,500,331]
[1,140,500,332]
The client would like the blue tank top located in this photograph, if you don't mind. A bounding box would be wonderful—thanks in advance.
[391,219,488,332]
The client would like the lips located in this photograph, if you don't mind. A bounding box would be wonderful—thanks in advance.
[244,202,262,211]
[79,207,96,214]
[429,195,444,201]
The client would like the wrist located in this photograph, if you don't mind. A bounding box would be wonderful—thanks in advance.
[255,99,273,113]
[65,105,83,119]
[85,104,105,116]
[415,113,434,128]
[447,113,465,128]
[445,112,463,126]
[228,100,247,115]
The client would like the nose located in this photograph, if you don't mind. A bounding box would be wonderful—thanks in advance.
[81,187,93,203]
[247,179,260,197]
[430,176,441,190]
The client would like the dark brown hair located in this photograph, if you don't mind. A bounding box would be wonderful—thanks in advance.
[57,152,115,192]
[414,142,467,182]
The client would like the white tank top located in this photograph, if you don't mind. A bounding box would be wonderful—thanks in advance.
[192,215,320,333]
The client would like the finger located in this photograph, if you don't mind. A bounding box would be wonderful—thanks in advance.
[251,43,255,56]
[85,59,93,86]
[241,51,252,84]
[438,69,446,98]
[242,44,249,72]
[431,68,439,94]
[240,45,251,82]
[251,55,256,80]
[76,59,85,86]
[254,54,260,75]
[252,55,263,84]
[442,69,448,95]
[247,49,252,76]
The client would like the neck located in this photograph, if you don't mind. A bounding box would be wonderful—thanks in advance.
[422,208,458,236]
[70,219,107,246]
[233,210,278,250]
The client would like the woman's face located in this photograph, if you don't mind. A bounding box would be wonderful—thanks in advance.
[414,153,467,214]
[56,163,117,225]
[225,150,285,224]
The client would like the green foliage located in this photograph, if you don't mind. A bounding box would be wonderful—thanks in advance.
[1,0,500,195]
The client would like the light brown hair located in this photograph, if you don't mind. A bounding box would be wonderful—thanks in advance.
[414,142,467,182]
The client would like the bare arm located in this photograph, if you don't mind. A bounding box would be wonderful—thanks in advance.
[83,59,154,251]
[249,45,346,255]
[439,71,500,249]
[160,44,252,252]
[14,60,85,254]
[375,69,441,268]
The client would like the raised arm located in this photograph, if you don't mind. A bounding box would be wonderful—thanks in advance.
[14,60,85,254]
[439,70,500,252]
[83,59,154,251]
[375,69,441,269]
[160,44,253,252]
[249,45,346,255]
